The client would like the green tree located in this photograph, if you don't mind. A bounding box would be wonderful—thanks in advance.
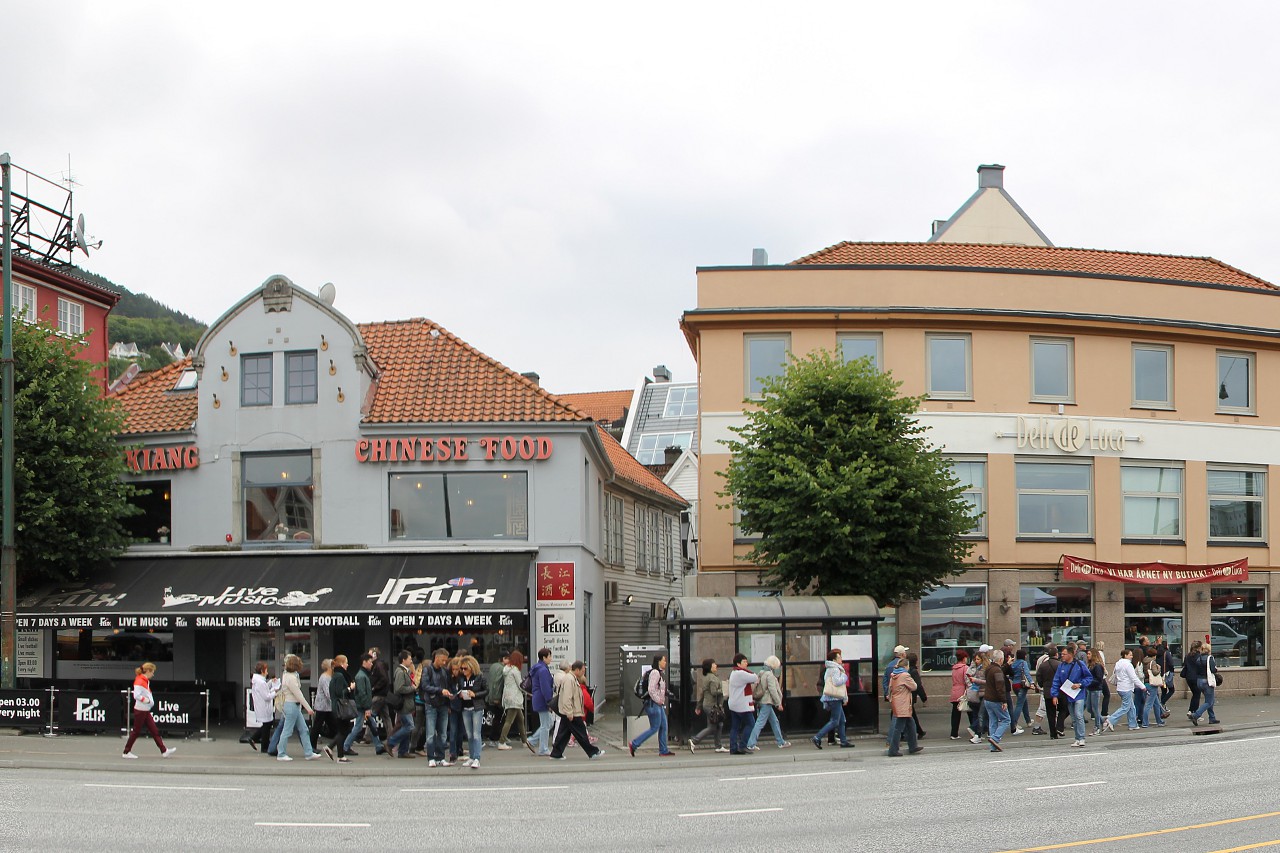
[720,349,975,605]
[8,320,139,585]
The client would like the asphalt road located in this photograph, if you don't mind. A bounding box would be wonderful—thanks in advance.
[2,731,1278,852]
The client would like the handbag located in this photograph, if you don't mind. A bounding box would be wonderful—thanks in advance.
[336,696,357,722]
[1149,672,1165,689]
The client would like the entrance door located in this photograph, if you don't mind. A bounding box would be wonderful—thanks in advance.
[247,629,314,687]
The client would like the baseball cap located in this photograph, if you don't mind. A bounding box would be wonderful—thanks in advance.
[978,643,994,653]
[893,644,909,655]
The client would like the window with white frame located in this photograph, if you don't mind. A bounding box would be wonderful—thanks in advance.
[663,514,676,575]
[635,505,649,570]
[1208,466,1265,541]
[745,334,789,398]
[948,457,986,536]
[662,386,698,418]
[838,333,882,370]
[12,284,35,323]
[1122,463,1183,539]
[647,508,660,575]
[1217,350,1254,413]
[1030,337,1074,402]
[604,494,624,565]
[1016,460,1092,537]
[57,297,83,336]
[926,333,971,399]
[1132,343,1173,408]
[635,431,693,465]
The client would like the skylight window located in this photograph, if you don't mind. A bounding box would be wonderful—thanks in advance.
[173,369,198,391]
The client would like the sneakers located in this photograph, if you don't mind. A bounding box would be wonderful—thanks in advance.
[1011,727,1025,736]
[747,745,760,752]
[908,746,924,755]
[965,727,977,739]
[1071,739,1086,748]
[322,746,335,762]
[1101,719,1114,733]
[548,755,567,761]
[590,751,606,760]
[277,755,294,762]
[161,748,177,759]
[440,759,453,767]
[714,747,730,753]
[1186,711,1197,721]
[469,759,479,769]
[628,741,637,757]
[428,759,437,768]
[687,740,696,754]
[969,735,982,744]
[496,743,512,751]
[778,741,792,749]
[811,737,823,750]
[949,736,961,740]
[304,753,324,761]
[658,752,676,757]
[1031,727,1045,736]
[121,752,138,760]
[838,742,854,748]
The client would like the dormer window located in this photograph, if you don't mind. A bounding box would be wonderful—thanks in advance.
[173,369,198,391]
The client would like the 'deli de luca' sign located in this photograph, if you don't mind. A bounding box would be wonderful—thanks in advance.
[1009,416,1131,453]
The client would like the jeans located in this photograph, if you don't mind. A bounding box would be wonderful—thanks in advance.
[631,702,669,753]
[1010,688,1031,726]
[886,714,918,755]
[449,708,464,758]
[1142,685,1166,725]
[1191,678,1218,722]
[1134,688,1147,725]
[530,709,554,755]
[344,711,383,753]
[815,699,847,744]
[1107,691,1135,729]
[983,700,1010,746]
[424,704,450,761]
[386,710,415,757]
[462,707,484,762]
[729,710,755,753]
[746,704,786,749]
[1068,697,1087,741]
[277,701,316,759]
[1086,690,1101,727]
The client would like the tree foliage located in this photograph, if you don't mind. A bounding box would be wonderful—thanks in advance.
[720,350,975,605]
[7,320,139,585]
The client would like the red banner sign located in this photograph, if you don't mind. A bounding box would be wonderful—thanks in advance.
[535,561,575,608]
[1062,555,1247,585]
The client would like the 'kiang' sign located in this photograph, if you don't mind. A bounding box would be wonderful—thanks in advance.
[1062,555,1248,585]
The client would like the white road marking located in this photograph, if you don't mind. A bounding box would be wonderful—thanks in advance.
[255,822,371,828]
[679,808,784,818]
[401,785,569,793]
[989,752,1108,764]
[1027,780,1108,791]
[85,783,244,792]
[720,769,866,782]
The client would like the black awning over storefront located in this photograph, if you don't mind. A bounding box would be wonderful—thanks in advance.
[17,551,533,630]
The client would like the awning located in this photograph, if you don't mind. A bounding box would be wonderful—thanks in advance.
[17,551,533,630]
[665,595,882,625]
[1061,555,1248,585]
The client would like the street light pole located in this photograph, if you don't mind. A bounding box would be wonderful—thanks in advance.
[0,153,15,689]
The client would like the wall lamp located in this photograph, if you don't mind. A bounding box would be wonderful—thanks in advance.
[623,594,635,606]
[999,596,1011,614]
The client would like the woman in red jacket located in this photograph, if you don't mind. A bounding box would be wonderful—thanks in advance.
[122,662,176,759]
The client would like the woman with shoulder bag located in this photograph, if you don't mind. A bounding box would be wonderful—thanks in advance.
[1008,649,1032,735]
[688,658,727,753]
[1141,648,1167,728]
[323,654,357,762]
[812,650,853,749]
[1086,650,1106,736]
[949,649,971,740]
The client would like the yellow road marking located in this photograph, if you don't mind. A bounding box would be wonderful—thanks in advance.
[1208,842,1280,853]
[995,811,1280,852]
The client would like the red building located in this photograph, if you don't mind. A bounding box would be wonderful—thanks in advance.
[9,255,118,385]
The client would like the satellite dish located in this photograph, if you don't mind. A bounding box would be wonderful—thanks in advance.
[73,214,89,255]
[318,282,336,305]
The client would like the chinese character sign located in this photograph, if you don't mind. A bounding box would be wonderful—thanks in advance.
[535,561,575,609]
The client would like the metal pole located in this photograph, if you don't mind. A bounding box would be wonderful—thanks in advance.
[1,153,16,690]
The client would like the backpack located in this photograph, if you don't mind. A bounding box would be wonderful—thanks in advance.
[520,672,533,696]
[633,669,652,701]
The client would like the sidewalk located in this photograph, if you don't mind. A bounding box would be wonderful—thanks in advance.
[2,693,1276,777]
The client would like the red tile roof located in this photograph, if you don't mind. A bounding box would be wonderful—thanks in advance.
[791,242,1277,291]
[556,389,631,424]
[359,320,588,424]
[112,359,198,435]
[597,426,686,506]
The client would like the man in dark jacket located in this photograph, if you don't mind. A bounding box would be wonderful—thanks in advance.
[983,650,1010,752]
[419,648,454,766]
[343,654,382,756]
[529,648,557,756]
[386,650,418,758]
[367,646,390,743]
[1032,643,1057,736]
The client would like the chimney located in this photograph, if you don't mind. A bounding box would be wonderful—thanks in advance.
[977,163,1005,189]
[652,365,671,383]
[751,248,769,266]
[664,445,683,465]
[520,371,540,386]
[931,219,948,235]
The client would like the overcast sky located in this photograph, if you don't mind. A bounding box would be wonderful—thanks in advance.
[7,3,1280,393]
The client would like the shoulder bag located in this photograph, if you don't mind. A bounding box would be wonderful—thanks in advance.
[335,695,357,721]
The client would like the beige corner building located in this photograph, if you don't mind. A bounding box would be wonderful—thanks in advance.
[681,165,1280,696]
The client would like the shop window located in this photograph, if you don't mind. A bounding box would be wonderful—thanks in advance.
[125,479,172,543]
[57,629,174,662]
[1020,585,1091,649]
[1030,337,1074,403]
[1208,467,1265,542]
[12,283,35,323]
[241,353,273,407]
[285,350,317,405]
[1216,350,1254,414]
[57,297,83,336]
[243,452,315,542]
[745,334,789,399]
[876,605,898,674]
[838,333,882,371]
[948,457,986,537]
[635,431,693,465]
[662,386,698,418]
[1133,343,1173,408]
[389,472,528,540]
[1124,586,1183,659]
[1210,587,1265,668]
[926,333,971,400]
[603,494,624,565]
[1122,464,1183,539]
[1016,460,1092,537]
[919,585,986,672]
